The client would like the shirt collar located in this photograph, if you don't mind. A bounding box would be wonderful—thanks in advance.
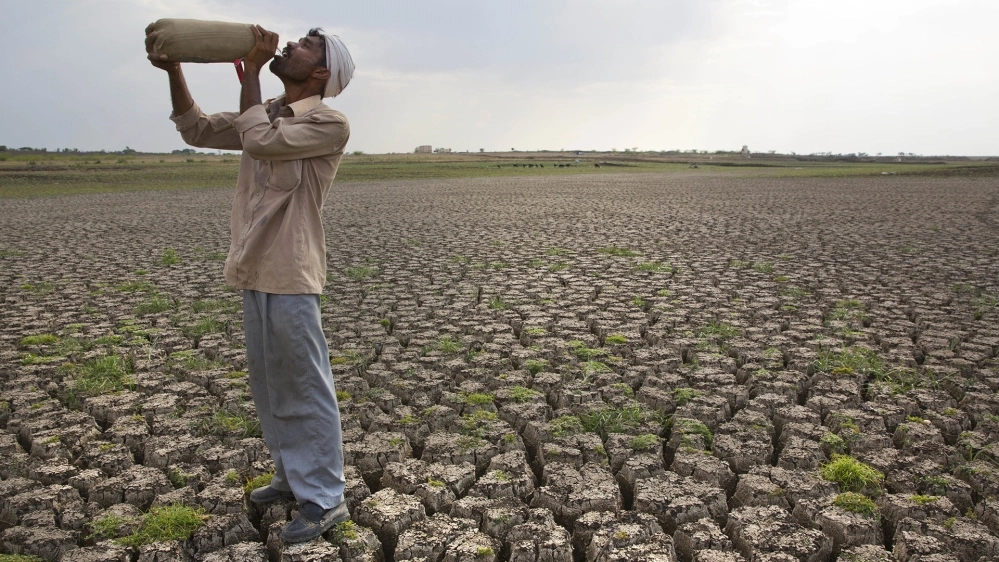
[267,94,324,117]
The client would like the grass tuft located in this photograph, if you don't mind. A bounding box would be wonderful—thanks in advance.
[73,355,134,396]
[243,471,274,493]
[116,504,207,547]
[833,492,879,518]
[508,385,541,402]
[159,248,180,266]
[19,334,60,346]
[196,409,262,439]
[135,293,174,315]
[598,246,640,257]
[578,404,661,440]
[820,454,884,493]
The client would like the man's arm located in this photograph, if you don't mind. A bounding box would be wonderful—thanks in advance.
[145,23,242,151]
[239,25,278,115]
[145,24,193,116]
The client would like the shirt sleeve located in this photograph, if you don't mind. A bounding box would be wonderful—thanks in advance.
[233,105,348,161]
[170,103,243,151]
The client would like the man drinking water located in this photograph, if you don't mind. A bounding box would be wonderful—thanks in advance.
[145,22,355,543]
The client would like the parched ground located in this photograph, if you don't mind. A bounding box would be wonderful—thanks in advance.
[1,171,999,562]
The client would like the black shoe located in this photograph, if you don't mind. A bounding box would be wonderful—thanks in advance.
[280,500,350,543]
[248,485,295,504]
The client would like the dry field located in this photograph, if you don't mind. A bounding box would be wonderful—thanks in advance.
[1,170,999,562]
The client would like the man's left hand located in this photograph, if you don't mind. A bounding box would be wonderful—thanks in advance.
[244,25,279,70]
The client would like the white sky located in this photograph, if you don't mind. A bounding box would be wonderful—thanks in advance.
[1,0,997,155]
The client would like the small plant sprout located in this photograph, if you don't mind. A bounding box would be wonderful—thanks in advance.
[160,248,181,266]
[243,472,274,493]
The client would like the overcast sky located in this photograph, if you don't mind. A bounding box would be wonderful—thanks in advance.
[2,0,997,155]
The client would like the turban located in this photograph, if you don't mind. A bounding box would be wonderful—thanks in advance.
[322,34,354,98]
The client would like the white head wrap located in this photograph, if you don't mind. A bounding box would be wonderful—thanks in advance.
[322,34,354,98]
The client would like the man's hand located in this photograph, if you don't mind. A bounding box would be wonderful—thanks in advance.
[144,23,179,72]
[243,25,279,72]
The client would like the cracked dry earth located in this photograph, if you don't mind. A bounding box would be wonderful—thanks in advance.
[1,171,999,562]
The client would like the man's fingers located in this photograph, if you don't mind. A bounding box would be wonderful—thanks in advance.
[145,22,155,35]
[144,31,157,52]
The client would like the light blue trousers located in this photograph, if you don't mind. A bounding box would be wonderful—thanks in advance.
[242,290,345,509]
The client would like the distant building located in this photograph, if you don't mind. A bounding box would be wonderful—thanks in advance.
[415,145,432,153]
[434,148,452,153]
[741,145,749,156]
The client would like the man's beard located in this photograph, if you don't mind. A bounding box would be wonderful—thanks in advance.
[268,56,283,75]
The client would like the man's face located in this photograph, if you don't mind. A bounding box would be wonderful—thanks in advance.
[269,34,325,82]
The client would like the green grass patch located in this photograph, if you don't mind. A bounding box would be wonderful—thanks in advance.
[72,355,134,396]
[462,392,495,406]
[88,512,135,541]
[91,334,124,346]
[134,293,174,315]
[574,345,605,360]
[346,265,379,280]
[170,350,224,371]
[243,471,274,493]
[579,404,662,440]
[780,286,811,299]
[181,316,225,340]
[524,359,548,374]
[580,361,612,375]
[329,520,360,545]
[196,409,262,439]
[549,415,584,438]
[159,248,180,266]
[433,335,463,354]
[673,387,705,407]
[696,321,741,341]
[632,261,672,273]
[671,417,714,448]
[20,281,55,295]
[599,246,640,257]
[489,297,508,310]
[116,280,155,293]
[19,334,60,346]
[910,494,940,505]
[833,492,879,518]
[820,454,884,493]
[508,385,541,402]
[192,298,239,314]
[630,433,659,451]
[116,504,207,547]
[604,334,628,345]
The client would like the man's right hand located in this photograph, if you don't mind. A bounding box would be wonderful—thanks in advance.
[145,23,179,72]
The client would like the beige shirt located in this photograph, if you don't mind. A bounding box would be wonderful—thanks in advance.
[171,95,349,294]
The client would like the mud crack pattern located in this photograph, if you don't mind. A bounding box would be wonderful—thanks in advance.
[1,171,999,561]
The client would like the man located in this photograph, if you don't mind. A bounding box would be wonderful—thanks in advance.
[145,23,355,543]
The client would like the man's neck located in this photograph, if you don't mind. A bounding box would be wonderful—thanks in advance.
[282,80,320,105]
